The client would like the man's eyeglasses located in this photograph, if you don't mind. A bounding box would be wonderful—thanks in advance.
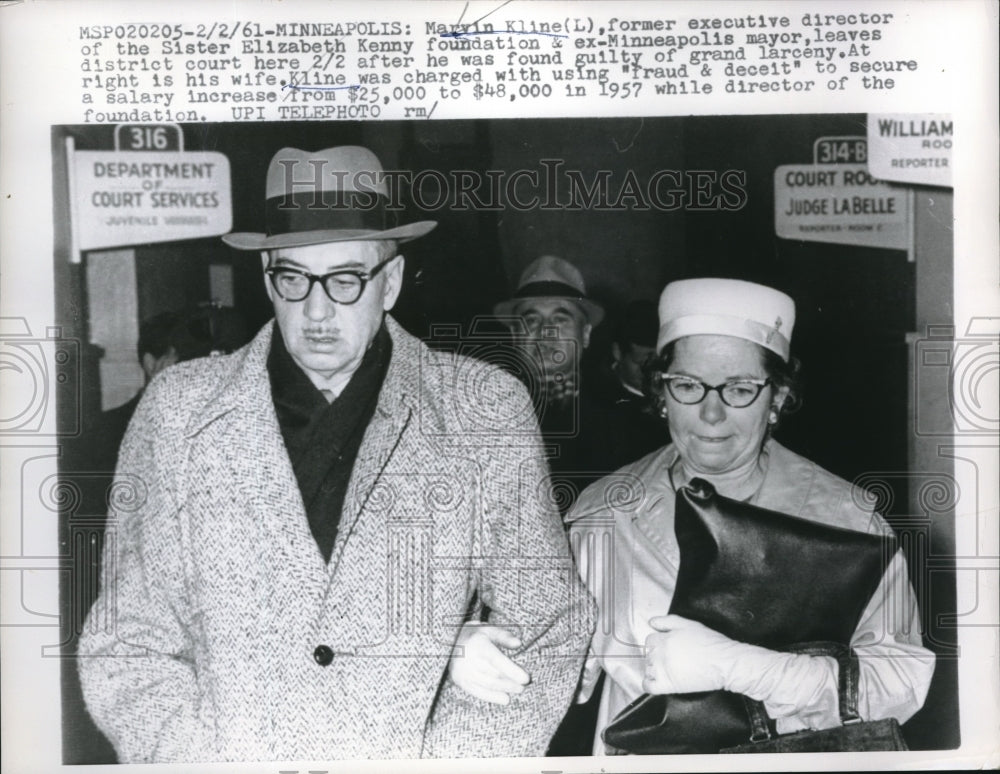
[265,255,395,305]
[658,374,771,408]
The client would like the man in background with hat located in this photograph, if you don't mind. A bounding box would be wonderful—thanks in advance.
[79,147,595,762]
[493,255,611,512]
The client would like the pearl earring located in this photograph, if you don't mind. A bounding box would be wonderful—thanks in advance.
[768,409,778,425]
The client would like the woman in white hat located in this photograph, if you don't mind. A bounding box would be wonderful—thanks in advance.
[449,278,935,755]
[565,278,935,754]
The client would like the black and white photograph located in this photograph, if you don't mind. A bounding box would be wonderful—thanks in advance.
[1,2,997,773]
[51,114,958,762]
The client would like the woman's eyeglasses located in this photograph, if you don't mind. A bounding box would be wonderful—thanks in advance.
[658,374,771,408]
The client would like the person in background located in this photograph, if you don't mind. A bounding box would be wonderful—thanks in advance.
[78,145,594,762]
[95,306,248,470]
[493,255,609,512]
[596,298,670,468]
[457,256,609,755]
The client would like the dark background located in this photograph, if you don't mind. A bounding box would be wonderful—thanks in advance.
[54,115,957,762]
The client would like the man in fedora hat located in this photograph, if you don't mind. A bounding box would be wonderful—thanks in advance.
[493,256,610,508]
[79,146,595,762]
[494,255,603,406]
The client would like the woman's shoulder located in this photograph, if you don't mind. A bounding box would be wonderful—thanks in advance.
[566,444,675,528]
[762,441,890,535]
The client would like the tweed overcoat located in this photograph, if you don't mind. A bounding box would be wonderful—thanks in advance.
[79,316,596,763]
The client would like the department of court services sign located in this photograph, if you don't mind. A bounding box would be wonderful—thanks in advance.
[774,143,910,250]
[69,125,232,252]
[866,113,953,188]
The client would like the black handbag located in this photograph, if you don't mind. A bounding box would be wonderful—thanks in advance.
[602,479,898,755]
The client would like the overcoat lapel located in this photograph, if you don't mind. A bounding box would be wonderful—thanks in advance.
[327,317,417,579]
[630,449,681,572]
[184,317,427,626]
[186,323,329,594]
[755,441,812,516]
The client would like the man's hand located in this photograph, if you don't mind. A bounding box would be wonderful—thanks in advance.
[642,614,745,695]
[448,622,531,705]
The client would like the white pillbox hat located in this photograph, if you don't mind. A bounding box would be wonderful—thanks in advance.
[657,278,796,361]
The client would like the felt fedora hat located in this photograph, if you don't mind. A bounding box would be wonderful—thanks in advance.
[494,255,604,326]
[223,145,437,250]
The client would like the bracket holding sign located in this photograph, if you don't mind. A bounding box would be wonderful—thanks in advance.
[66,124,232,263]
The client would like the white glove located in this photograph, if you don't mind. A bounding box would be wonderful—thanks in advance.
[448,623,531,705]
[644,615,837,724]
[643,614,746,694]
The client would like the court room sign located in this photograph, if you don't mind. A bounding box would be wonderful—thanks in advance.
[774,147,909,250]
[70,125,232,251]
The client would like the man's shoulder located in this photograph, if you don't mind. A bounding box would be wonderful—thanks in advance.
[148,350,238,397]
[400,335,530,406]
[420,346,533,433]
[384,319,535,439]
[136,340,257,430]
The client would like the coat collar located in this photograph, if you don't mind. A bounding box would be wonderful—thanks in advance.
[180,321,323,589]
[325,316,420,576]
[633,440,814,532]
[374,315,421,417]
[586,441,812,569]
[185,314,418,438]
[180,314,423,596]
[753,440,812,517]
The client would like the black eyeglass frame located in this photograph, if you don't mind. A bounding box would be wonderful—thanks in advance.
[658,373,773,408]
[265,254,396,305]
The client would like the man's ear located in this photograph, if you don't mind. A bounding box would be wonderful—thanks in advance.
[260,251,274,302]
[611,341,622,363]
[142,347,178,382]
[582,323,592,349]
[381,254,405,311]
[141,352,157,381]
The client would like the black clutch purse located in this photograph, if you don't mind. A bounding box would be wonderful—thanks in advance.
[602,478,898,755]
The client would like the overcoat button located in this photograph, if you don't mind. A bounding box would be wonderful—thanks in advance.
[313,644,334,666]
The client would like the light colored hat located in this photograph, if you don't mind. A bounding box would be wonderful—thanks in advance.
[223,146,437,250]
[493,255,604,326]
[657,278,796,361]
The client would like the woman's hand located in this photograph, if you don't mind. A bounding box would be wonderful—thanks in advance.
[448,622,531,705]
[644,615,840,720]
[642,614,744,695]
